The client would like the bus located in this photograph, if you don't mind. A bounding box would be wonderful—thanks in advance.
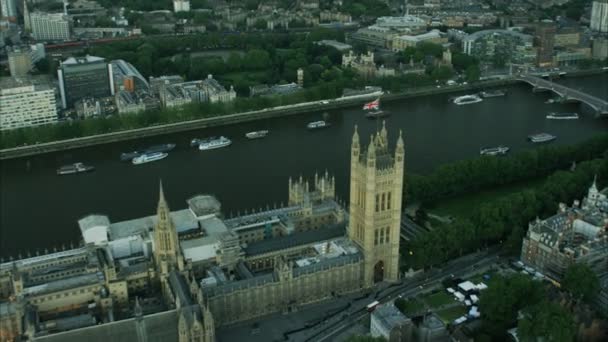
[366,301,380,312]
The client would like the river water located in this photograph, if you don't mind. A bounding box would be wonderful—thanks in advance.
[1,73,607,258]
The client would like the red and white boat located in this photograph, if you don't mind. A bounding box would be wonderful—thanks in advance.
[363,98,380,110]
[363,98,390,118]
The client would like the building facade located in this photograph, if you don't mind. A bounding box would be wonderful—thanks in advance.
[591,0,608,33]
[0,77,57,130]
[0,0,17,20]
[392,30,446,51]
[536,21,556,67]
[58,56,114,109]
[521,180,608,313]
[0,123,406,341]
[462,29,536,65]
[30,12,71,41]
[173,0,190,13]
[7,47,33,77]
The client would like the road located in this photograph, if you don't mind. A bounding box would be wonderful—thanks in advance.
[290,248,502,342]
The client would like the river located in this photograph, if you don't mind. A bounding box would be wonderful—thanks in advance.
[1,73,607,258]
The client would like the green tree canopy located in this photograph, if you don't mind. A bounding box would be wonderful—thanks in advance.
[518,301,576,342]
[562,263,600,302]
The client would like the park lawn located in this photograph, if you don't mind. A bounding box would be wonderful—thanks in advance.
[400,298,426,316]
[469,269,499,285]
[423,291,455,309]
[435,305,468,324]
[430,178,546,219]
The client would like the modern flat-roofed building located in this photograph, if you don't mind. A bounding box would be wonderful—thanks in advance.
[8,46,33,77]
[30,11,71,41]
[0,77,58,130]
[392,29,446,51]
[463,29,536,65]
[58,55,114,109]
[0,0,17,20]
[591,0,608,33]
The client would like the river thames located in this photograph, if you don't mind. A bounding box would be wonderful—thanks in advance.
[1,73,607,258]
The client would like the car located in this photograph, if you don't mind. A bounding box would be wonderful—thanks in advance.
[321,100,329,104]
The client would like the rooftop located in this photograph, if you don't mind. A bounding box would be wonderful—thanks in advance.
[372,303,409,331]
[62,55,106,65]
[244,224,346,256]
[23,272,104,297]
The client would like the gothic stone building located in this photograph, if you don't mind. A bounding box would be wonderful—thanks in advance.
[0,123,405,341]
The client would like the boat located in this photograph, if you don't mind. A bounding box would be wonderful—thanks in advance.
[307,121,331,130]
[546,112,579,120]
[545,98,556,104]
[365,109,390,119]
[198,136,232,150]
[453,94,483,105]
[528,133,557,143]
[191,136,217,147]
[480,146,510,156]
[479,89,507,98]
[245,130,269,139]
[132,152,168,165]
[121,143,176,161]
[56,162,95,175]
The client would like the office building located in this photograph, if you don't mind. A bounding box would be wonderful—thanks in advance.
[463,29,536,65]
[0,77,58,130]
[0,0,17,20]
[592,37,608,60]
[30,11,71,41]
[536,21,556,67]
[392,29,446,51]
[111,59,149,92]
[8,46,33,77]
[58,55,114,109]
[591,0,608,33]
[173,0,190,12]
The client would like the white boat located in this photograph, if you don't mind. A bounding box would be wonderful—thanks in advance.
[307,121,331,130]
[198,136,232,150]
[545,99,556,104]
[132,152,168,165]
[57,162,95,175]
[480,146,510,156]
[453,94,483,105]
[528,133,556,143]
[245,130,269,139]
[479,90,507,98]
[546,112,579,120]
[191,137,217,147]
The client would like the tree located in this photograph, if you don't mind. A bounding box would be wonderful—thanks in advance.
[479,274,543,336]
[518,301,576,342]
[562,263,600,302]
[465,65,480,83]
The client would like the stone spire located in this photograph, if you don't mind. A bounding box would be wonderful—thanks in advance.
[352,124,360,147]
[367,134,376,160]
[396,130,404,152]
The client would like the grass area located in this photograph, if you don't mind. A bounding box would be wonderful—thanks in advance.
[423,291,455,309]
[398,298,426,316]
[469,270,499,285]
[429,178,546,219]
[435,305,468,324]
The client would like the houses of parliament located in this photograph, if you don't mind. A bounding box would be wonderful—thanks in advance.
[0,123,405,342]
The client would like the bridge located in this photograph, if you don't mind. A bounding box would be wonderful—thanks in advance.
[517,74,608,115]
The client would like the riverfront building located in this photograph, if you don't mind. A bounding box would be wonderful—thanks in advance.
[0,77,58,131]
[462,29,536,65]
[58,55,114,109]
[591,0,608,33]
[0,123,405,341]
[7,46,32,77]
[521,179,608,314]
[30,12,71,41]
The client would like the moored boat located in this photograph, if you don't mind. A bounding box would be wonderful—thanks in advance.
[307,121,331,130]
[365,110,390,119]
[121,143,175,161]
[480,146,510,156]
[245,130,269,139]
[132,152,168,165]
[528,133,556,143]
[453,94,483,105]
[479,89,507,98]
[56,162,95,175]
[198,136,232,150]
[191,136,217,147]
[546,112,579,120]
